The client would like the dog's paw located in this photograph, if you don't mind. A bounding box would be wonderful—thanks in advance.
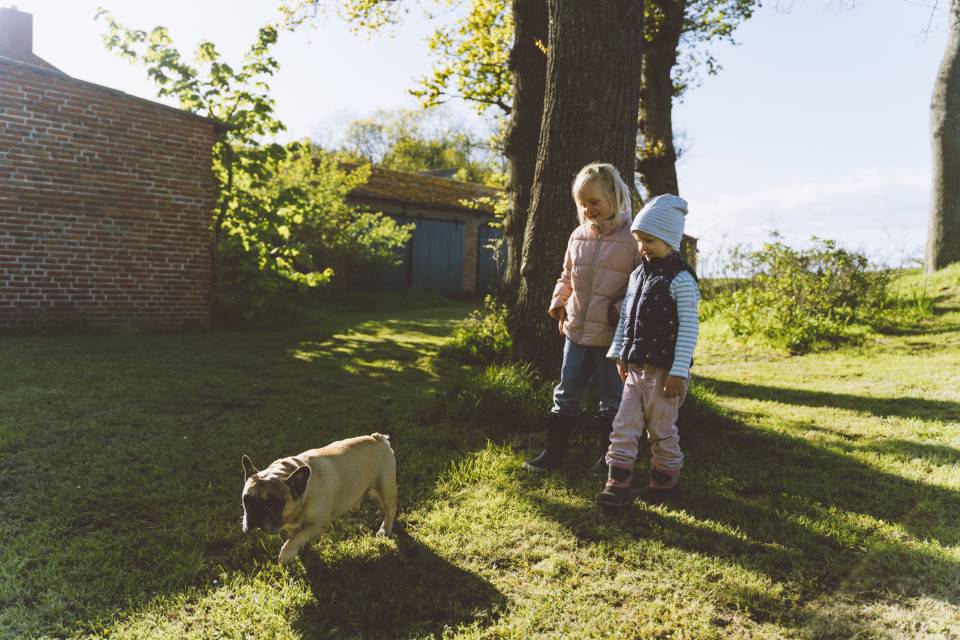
[278,542,300,565]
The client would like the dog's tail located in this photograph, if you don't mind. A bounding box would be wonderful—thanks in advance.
[371,432,392,450]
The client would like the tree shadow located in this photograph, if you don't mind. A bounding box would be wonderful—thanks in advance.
[857,438,960,466]
[872,323,959,337]
[793,427,960,467]
[510,385,960,631]
[696,375,960,423]
[291,529,505,638]
[0,307,494,637]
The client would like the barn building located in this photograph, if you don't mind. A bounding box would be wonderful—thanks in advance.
[345,165,504,296]
[0,7,220,332]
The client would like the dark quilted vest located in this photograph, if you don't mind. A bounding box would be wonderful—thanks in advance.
[619,254,697,370]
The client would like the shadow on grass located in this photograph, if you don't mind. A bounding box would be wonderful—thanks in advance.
[0,306,498,638]
[293,530,504,638]
[697,375,960,423]
[797,424,960,466]
[510,386,960,632]
[858,438,960,465]
[872,323,959,337]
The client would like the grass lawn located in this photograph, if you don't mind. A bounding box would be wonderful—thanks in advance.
[2,267,959,639]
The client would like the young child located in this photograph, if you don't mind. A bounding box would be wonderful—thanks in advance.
[595,194,699,507]
[523,163,641,475]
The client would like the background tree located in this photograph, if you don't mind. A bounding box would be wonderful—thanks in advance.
[283,0,755,287]
[98,11,288,289]
[372,0,757,201]
[284,0,773,368]
[413,0,514,116]
[337,108,504,185]
[927,0,960,271]
[281,0,539,302]
[512,0,644,373]
[98,11,410,315]
[637,0,685,196]
[637,0,757,197]
[500,0,548,304]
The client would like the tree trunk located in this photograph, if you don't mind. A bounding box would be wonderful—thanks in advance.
[636,0,684,198]
[502,0,548,301]
[513,0,644,375]
[927,0,960,272]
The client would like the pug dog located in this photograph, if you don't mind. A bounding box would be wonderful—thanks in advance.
[241,433,397,565]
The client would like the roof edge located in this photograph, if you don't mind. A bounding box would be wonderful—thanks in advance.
[0,55,228,132]
[347,193,498,218]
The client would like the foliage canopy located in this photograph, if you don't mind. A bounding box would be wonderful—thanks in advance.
[97,9,411,315]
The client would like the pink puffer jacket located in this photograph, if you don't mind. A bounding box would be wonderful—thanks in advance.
[549,217,641,347]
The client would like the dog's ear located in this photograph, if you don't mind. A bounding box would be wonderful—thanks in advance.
[242,455,259,479]
[286,465,311,499]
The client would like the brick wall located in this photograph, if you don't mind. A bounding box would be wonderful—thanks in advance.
[0,59,217,332]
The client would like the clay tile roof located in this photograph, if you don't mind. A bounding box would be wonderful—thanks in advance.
[345,164,502,215]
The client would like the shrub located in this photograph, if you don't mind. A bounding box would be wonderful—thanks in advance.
[710,236,893,352]
[445,296,513,362]
[95,14,412,322]
[212,150,413,324]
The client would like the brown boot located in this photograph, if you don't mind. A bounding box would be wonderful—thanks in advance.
[640,467,680,502]
[595,463,634,509]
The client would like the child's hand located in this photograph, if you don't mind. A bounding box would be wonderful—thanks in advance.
[553,307,567,336]
[616,360,628,382]
[663,375,685,398]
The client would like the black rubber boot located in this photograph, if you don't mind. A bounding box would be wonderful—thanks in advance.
[595,464,634,509]
[587,414,616,477]
[523,414,576,473]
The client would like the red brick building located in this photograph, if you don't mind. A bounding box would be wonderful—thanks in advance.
[0,8,220,332]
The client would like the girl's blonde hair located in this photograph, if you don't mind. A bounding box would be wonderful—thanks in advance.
[571,162,634,226]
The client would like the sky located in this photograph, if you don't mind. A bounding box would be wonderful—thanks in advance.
[6,0,949,270]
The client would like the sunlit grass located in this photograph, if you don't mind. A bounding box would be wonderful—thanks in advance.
[1,267,959,638]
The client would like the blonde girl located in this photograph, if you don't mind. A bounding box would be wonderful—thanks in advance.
[523,163,642,475]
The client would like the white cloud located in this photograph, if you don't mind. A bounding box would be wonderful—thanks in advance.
[685,168,930,271]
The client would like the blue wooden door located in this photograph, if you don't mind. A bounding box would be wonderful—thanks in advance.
[375,214,412,290]
[477,223,504,295]
[411,218,463,293]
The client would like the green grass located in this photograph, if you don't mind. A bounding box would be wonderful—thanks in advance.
[2,266,959,638]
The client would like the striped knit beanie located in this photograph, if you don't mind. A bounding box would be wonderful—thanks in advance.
[631,194,687,251]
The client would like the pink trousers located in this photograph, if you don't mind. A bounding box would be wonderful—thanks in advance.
[606,364,689,480]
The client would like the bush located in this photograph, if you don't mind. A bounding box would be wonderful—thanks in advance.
[709,237,894,352]
[445,296,513,362]
[212,150,412,323]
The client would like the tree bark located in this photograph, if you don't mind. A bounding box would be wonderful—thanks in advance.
[927,0,960,272]
[636,0,684,198]
[502,0,548,301]
[513,0,644,375]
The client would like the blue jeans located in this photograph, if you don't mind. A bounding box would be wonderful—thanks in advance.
[552,338,624,418]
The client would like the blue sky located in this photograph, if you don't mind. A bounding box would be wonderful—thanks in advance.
[9,0,948,269]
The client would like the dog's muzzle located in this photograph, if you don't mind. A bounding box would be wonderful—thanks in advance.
[242,510,281,534]
[242,493,283,533]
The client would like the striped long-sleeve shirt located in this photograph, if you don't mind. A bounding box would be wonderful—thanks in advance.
[606,270,700,379]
